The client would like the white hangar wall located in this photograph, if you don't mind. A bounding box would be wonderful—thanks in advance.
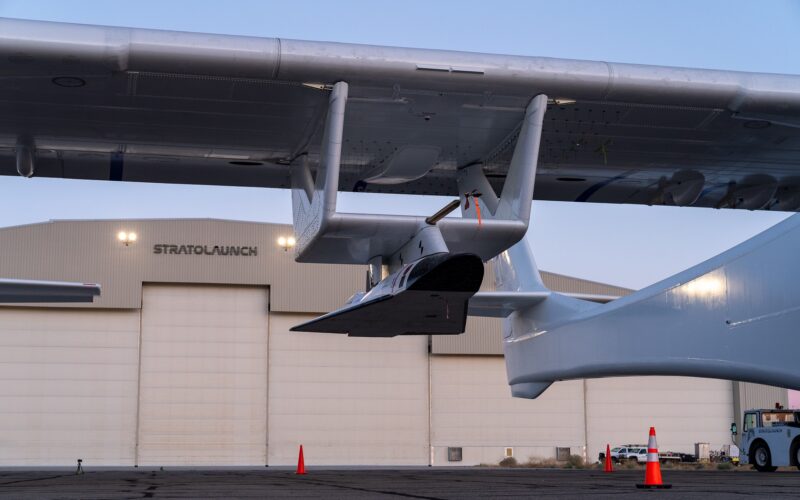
[429,358,735,466]
[0,308,140,466]
[0,219,786,466]
[0,301,740,467]
[430,357,586,465]
[584,377,734,462]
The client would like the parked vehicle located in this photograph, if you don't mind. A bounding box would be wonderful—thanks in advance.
[621,446,648,463]
[738,408,800,472]
[600,445,681,464]
[613,445,646,462]
[656,450,682,463]
[600,445,642,463]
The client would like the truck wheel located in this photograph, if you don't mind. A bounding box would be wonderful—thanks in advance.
[752,443,777,472]
[795,444,800,471]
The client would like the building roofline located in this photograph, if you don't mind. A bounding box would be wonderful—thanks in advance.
[0,217,286,231]
[0,218,633,292]
[540,270,633,293]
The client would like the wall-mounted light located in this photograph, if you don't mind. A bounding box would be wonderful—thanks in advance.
[277,236,296,251]
[117,231,138,246]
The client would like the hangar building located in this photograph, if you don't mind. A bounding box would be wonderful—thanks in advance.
[0,219,788,466]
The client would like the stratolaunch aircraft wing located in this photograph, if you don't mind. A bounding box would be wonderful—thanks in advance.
[3,18,800,398]
[0,279,100,303]
[1,17,800,210]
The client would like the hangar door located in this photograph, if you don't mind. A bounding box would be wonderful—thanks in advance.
[0,308,140,466]
[268,314,430,465]
[137,285,269,465]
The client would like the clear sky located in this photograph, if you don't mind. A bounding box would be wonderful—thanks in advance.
[0,0,798,291]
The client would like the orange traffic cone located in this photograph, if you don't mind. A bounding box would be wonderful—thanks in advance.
[604,444,613,473]
[296,445,306,475]
[636,427,671,489]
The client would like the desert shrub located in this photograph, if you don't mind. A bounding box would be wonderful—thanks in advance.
[567,455,585,468]
[499,456,518,467]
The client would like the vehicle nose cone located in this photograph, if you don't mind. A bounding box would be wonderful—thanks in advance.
[407,253,484,292]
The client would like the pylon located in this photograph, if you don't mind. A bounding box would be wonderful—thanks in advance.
[296,445,306,475]
[604,444,613,473]
[636,427,671,489]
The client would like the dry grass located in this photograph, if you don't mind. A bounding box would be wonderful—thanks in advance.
[503,455,590,469]
[522,457,560,468]
[487,456,750,471]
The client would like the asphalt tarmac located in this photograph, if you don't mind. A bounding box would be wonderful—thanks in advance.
[1,467,799,499]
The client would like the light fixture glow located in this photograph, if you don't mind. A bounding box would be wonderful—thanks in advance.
[277,235,296,251]
[117,230,138,246]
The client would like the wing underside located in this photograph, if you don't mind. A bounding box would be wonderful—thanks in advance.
[1,18,799,210]
[0,278,100,303]
[291,292,472,337]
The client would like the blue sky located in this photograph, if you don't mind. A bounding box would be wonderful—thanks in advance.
[0,0,798,289]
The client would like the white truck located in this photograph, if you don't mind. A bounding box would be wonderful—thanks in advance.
[610,445,646,463]
[739,408,800,472]
[604,445,682,464]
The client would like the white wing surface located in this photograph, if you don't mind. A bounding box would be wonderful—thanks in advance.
[1,18,799,210]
